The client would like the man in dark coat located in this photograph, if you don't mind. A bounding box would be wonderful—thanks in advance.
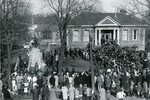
[50,74,55,86]
[32,86,39,100]
[74,74,80,87]
[3,87,11,100]
[41,84,49,100]
[37,76,43,92]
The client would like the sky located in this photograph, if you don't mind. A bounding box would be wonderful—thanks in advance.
[30,0,120,14]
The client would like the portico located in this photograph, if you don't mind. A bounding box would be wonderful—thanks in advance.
[95,28,120,46]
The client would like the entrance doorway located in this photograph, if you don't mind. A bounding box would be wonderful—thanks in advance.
[101,30,113,44]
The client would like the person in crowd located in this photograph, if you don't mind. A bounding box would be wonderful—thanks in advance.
[116,88,126,100]
[37,75,43,92]
[97,70,104,92]
[32,85,39,100]
[2,87,12,100]
[75,85,79,100]
[54,73,59,88]
[99,86,106,100]
[41,84,49,100]
[69,83,75,100]
[0,78,3,97]
[79,84,83,100]
[12,75,18,95]
[61,84,68,100]
[50,74,55,87]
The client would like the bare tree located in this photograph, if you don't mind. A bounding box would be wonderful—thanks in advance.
[45,0,101,69]
[116,0,150,24]
[0,0,31,84]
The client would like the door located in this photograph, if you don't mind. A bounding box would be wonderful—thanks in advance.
[101,33,111,41]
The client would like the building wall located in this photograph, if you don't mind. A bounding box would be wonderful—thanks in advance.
[68,27,95,48]
[119,26,145,50]
[68,26,146,50]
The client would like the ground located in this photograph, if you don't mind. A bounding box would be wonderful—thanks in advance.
[0,94,148,100]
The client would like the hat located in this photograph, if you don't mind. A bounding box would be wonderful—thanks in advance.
[107,69,111,73]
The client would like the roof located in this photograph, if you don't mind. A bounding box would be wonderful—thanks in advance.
[69,12,147,26]
[36,24,58,32]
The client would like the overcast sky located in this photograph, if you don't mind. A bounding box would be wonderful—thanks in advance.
[30,0,120,14]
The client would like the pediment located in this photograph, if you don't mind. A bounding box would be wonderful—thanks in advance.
[96,16,120,26]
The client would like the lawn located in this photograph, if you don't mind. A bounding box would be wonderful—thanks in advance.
[62,56,95,72]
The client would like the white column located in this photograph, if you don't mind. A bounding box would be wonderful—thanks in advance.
[117,29,119,44]
[95,29,97,46]
[113,29,116,40]
[99,29,101,46]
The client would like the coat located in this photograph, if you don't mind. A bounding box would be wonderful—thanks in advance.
[32,88,39,100]
[69,87,75,99]
[50,75,55,86]
[99,88,106,100]
[61,86,68,100]
[49,88,59,100]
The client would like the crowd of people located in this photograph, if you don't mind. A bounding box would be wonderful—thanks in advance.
[0,40,150,100]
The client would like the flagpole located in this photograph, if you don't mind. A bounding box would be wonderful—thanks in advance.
[89,30,95,99]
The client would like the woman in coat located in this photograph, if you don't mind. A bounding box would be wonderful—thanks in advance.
[61,84,68,100]
[99,87,106,100]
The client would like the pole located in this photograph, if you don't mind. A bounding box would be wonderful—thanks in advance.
[89,32,95,99]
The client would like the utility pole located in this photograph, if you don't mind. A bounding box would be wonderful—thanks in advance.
[89,32,95,99]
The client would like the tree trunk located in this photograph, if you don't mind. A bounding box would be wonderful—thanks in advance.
[58,27,67,72]
[7,41,11,89]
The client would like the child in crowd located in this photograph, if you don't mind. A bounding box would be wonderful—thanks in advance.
[69,84,75,100]
[75,85,79,100]
[99,87,106,100]
[61,84,68,100]
[116,88,126,100]
[79,84,83,100]
[106,90,111,100]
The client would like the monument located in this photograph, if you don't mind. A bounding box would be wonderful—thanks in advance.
[28,36,46,72]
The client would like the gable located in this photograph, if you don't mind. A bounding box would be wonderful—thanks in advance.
[101,19,115,24]
[96,16,120,26]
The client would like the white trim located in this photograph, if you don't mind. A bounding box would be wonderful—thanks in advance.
[68,24,148,28]
[121,25,148,27]
[99,29,101,46]
[95,29,97,46]
[117,29,119,44]
[95,16,120,26]
[113,29,116,40]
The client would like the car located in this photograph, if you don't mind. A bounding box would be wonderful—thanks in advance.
[46,43,61,51]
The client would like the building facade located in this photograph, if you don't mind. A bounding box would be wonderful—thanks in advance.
[68,12,147,50]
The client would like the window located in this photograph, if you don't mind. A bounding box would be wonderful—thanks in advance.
[97,30,99,44]
[122,29,128,41]
[115,30,117,40]
[133,29,138,40]
[73,30,79,42]
[83,30,89,42]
